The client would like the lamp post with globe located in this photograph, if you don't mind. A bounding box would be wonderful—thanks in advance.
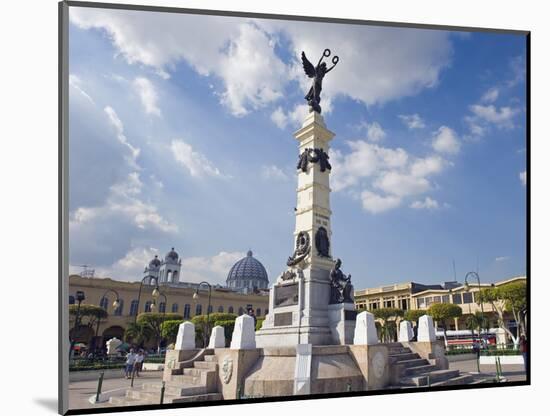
[94,289,121,355]
[193,282,212,347]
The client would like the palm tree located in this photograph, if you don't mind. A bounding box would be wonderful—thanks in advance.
[124,322,153,348]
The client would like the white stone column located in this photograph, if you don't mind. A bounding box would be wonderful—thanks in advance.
[208,325,225,349]
[293,343,312,395]
[417,315,436,342]
[230,314,256,349]
[398,320,413,342]
[353,311,378,345]
[175,322,195,350]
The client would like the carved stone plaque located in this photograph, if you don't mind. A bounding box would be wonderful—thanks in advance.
[274,312,294,326]
[274,283,299,307]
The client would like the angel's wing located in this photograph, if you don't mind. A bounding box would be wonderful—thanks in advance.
[301,52,316,78]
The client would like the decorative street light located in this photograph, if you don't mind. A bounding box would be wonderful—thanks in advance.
[69,290,86,359]
[134,275,161,323]
[94,288,121,355]
[151,292,168,353]
[193,282,212,347]
[464,271,486,372]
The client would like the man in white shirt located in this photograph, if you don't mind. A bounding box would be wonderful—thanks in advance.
[125,348,136,379]
[133,350,145,377]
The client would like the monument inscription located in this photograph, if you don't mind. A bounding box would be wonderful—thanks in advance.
[274,283,299,307]
[274,312,294,326]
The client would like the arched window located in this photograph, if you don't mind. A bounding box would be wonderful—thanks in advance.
[172,303,179,313]
[217,305,224,313]
[207,305,213,314]
[228,306,234,314]
[114,299,124,316]
[195,304,202,316]
[172,271,178,282]
[69,295,75,305]
[238,307,244,316]
[183,304,191,319]
[256,308,261,317]
[130,300,139,316]
[144,301,152,313]
[159,302,166,313]
[100,297,109,310]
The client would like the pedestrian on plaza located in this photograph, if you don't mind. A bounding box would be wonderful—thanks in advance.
[124,348,136,379]
[247,307,257,328]
[519,335,528,372]
[133,349,145,377]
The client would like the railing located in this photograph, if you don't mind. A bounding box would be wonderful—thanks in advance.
[445,343,521,356]
[69,353,166,371]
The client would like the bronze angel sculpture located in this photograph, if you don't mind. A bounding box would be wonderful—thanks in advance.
[301,49,339,114]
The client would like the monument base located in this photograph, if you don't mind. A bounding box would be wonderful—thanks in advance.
[327,302,356,345]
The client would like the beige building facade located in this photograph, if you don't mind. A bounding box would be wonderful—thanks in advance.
[69,275,269,349]
[354,276,526,332]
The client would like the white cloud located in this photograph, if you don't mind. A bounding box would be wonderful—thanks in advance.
[495,256,509,262]
[96,247,160,280]
[271,104,309,129]
[104,106,141,167]
[69,74,95,104]
[261,165,289,181]
[410,197,440,210]
[365,122,386,142]
[519,170,526,186]
[469,104,519,127]
[70,8,453,116]
[360,190,401,214]
[181,251,246,285]
[70,172,177,233]
[481,87,499,103]
[133,77,161,116]
[399,113,425,129]
[331,140,451,213]
[432,126,461,155]
[170,139,222,178]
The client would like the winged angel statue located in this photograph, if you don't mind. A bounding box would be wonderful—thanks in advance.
[301,49,339,114]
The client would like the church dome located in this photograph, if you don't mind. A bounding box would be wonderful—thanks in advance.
[226,250,269,289]
[149,255,161,268]
[165,247,179,264]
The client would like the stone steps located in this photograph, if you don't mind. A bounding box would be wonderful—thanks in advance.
[171,393,223,403]
[388,352,419,361]
[394,358,429,369]
[402,369,460,387]
[194,361,218,370]
[429,374,474,387]
[142,382,207,396]
[403,364,438,377]
[204,355,218,362]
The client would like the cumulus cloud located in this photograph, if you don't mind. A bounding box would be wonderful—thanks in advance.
[104,106,141,167]
[519,170,526,186]
[362,121,386,142]
[410,197,439,210]
[270,104,309,129]
[481,87,499,103]
[331,140,450,213]
[181,251,246,285]
[469,104,519,127]
[432,126,461,155]
[261,165,289,181]
[495,256,509,262]
[399,113,425,129]
[133,77,161,116]
[96,246,160,280]
[70,8,453,117]
[170,139,223,178]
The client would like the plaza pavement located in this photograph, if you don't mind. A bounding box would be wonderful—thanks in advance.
[68,370,163,410]
[449,358,527,383]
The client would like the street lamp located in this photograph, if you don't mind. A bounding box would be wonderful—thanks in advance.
[69,290,86,359]
[465,271,487,372]
[151,292,168,353]
[134,275,161,323]
[94,289,121,355]
[193,282,212,347]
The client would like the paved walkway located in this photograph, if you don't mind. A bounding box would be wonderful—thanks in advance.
[449,358,527,382]
[68,370,163,411]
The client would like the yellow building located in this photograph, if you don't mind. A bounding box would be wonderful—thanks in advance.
[354,275,526,332]
[68,274,269,349]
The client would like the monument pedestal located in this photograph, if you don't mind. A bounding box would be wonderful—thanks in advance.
[327,303,356,345]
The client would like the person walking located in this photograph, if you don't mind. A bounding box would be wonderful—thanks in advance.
[247,307,257,328]
[133,349,145,378]
[124,348,136,379]
[519,335,528,373]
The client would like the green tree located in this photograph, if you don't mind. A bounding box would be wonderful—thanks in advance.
[214,319,236,346]
[160,319,184,344]
[428,303,462,347]
[404,310,425,326]
[373,308,404,342]
[478,281,526,346]
[69,304,108,330]
[255,318,265,331]
[192,313,237,347]
[124,322,154,347]
[137,312,183,351]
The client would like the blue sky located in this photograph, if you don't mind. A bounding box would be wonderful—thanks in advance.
[68,6,527,289]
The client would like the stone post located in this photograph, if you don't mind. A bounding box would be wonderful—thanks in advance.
[353,311,378,345]
[417,315,436,342]
[398,320,413,342]
[208,325,226,349]
[175,321,195,350]
[230,315,256,350]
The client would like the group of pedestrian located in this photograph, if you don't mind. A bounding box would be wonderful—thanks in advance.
[124,348,145,379]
